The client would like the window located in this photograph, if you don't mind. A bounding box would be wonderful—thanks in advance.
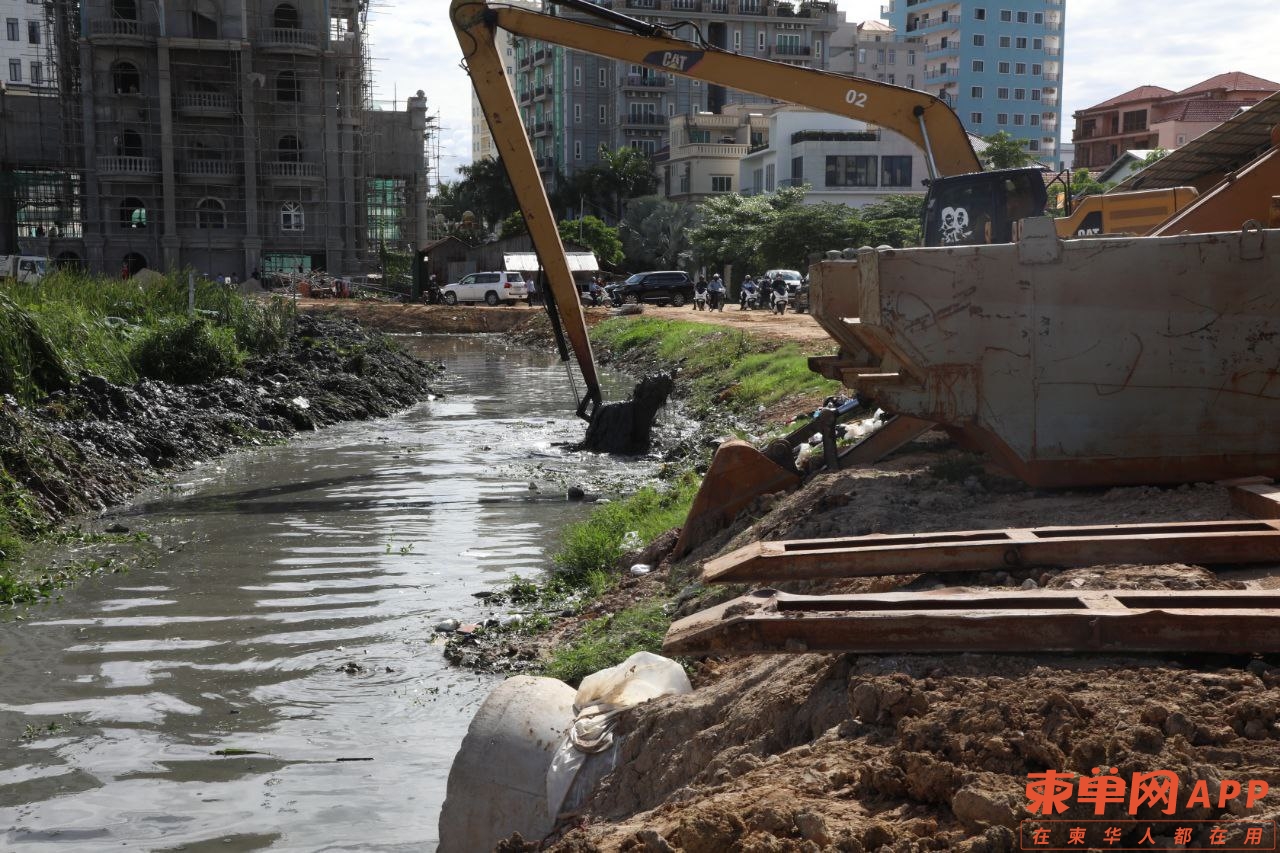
[27,20,38,43]
[815,39,822,58]
[711,175,732,193]
[573,103,581,122]
[689,129,711,143]
[1014,88,1025,100]
[1015,62,1026,74]
[277,135,300,161]
[116,129,143,156]
[757,31,765,52]
[970,112,983,124]
[5,19,16,40]
[1016,11,1028,22]
[973,7,986,19]
[121,197,147,229]
[881,155,912,187]
[277,71,300,102]
[858,47,866,64]
[599,105,606,124]
[1030,114,1040,126]
[907,73,914,87]
[111,0,137,20]
[598,68,606,87]
[972,34,984,46]
[573,66,581,85]
[733,30,741,52]
[876,48,885,63]
[196,198,226,229]
[8,58,20,82]
[1029,140,1040,152]
[998,36,1010,48]
[1013,114,1024,125]
[825,155,877,187]
[1015,37,1027,49]
[997,87,1009,99]
[999,9,1012,21]
[1032,63,1043,75]
[1032,37,1043,49]
[996,112,1008,125]
[1033,12,1043,23]
[791,156,803,185]
[1177,134,1187,146]
[887,73,894,84]
[272,3,299,28]
[29,61,41,84]
[972,60,984,72]
[281,201,304,232]
[668,103,675,116]
[998,61,1010,74]
[971,86,983,98]
[574,140,582,160]
[907,50,915,66]
[112,61,140,93]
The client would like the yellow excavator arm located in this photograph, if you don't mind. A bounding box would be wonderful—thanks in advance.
[450,0,982,417]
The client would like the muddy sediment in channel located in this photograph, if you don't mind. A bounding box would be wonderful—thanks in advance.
[1,312,440,533]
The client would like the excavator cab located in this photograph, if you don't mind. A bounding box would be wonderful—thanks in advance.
[922,168,1049,247]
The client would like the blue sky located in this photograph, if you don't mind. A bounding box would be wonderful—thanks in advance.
[368,1,1280,184]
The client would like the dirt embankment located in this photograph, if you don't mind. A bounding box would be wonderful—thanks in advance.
[2,313,440,537]
[533,454,1280,852]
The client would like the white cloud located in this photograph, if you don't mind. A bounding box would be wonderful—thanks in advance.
[368,0,1280,181]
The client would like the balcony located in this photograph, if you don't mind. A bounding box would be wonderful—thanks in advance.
[673,142,747,157]
[178,159,240,183]
[622,113,667,128]
[1046,47,1061,56]
[623,74,671,90]
[263,160,322,183]
[531,84,553,100]
[258,27,321,55]
[1042,96,1058,107]
[88,18,159,46]
[518,89,532,104]
[769,44,812,57]
[530,121,552,137]
[735,0,766,15]
[535,155,555,172]
[176,91,236,117]
[923,69,958,81]
[98,155,160,179]
[924,44,957,58]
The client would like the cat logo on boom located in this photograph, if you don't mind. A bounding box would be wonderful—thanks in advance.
[642,50,703,73]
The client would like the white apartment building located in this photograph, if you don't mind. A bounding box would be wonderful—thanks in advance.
[1,0,54,91]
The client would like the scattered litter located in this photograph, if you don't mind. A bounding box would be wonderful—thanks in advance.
[290,396,311,410]
[629,564,652,576]
[621,531,642,551]
[434,619,460,632]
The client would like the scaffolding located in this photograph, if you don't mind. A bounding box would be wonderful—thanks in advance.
[0,0,432,277]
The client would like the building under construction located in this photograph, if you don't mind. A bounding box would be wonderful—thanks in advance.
[0,0,433,278]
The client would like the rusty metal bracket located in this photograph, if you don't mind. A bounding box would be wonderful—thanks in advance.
[702,519,1280,584]
[663,588,1280,656]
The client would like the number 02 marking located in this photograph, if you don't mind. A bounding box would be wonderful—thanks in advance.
[844,89,868,108]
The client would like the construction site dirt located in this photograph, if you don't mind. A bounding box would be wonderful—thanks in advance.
[298,297,1280,850]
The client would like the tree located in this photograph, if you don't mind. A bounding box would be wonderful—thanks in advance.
[619,196,698,271]
[559,216,623,267]
[433,157,518,233]
[585,146,660,223]
[1141,148,1169,167]
[499,210,527,240]
[759,202,869,270]
[688,192,777,275]
[860,195,925,248]
[980,131,1033,170]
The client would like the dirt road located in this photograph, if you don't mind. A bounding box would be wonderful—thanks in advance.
[298,298,832,344]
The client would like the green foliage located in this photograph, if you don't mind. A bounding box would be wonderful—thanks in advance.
[559,215,624,267]
[553,146,660,223]
[760,200,870,270]
[860,195,925,248]
[555,474,699,578]
[432,157,518,232]
[1140,148,1169,167]
[130,317,244,385]
[499,210,528,239]
[1070,168,1111,198]
[619,196,699,271]
[980,131,1033,169]
[542,600,671,686]
[688,192,778,274]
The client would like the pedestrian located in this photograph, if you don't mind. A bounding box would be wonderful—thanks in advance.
[708,273,726,311]
[120,262,130,280]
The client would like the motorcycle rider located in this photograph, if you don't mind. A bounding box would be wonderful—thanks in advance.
[587,276,605,306]
[739,274,758,310]
[770,274,789,315]
[708,273,726,311]
[693,277,709,310]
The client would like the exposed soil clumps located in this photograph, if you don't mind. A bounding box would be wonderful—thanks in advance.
[580,374,676,455]
[2,313,440,532]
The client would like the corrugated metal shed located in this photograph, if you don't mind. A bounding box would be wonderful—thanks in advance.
[503,252,599,272]
[1114,91,1280,191]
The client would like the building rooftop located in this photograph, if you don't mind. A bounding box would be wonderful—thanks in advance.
[1158,99,1249,124]
[1082,85,1175,113]
[857,20,895,31]
[1175,71,1280,97]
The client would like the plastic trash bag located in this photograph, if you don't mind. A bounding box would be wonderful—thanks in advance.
[546,652,692,816]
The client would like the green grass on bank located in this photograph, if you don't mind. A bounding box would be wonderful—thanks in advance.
[0,270,296,589]
[543,600,670,686]
[591,316,841,417]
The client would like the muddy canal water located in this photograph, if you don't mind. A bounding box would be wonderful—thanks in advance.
[0,335,658,852]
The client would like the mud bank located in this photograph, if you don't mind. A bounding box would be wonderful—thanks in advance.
[299,299,543,334]
[1,312,439,596]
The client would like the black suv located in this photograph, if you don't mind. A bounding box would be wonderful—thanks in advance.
[607,271,694,307]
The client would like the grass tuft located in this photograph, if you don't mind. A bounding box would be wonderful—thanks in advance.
[542,599,671,687]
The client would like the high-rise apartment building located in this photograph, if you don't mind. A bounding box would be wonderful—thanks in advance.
[0,0,56,93]
[505,0,856,193]
[884,0,1064,164]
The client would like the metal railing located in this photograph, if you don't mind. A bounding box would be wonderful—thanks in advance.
[624,75,670,88]
[622,113,667,126]
[770,44,812,56]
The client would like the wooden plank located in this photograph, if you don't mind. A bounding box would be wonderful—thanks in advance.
[663,589,1280,656]
[1231,482,1280,519]
[702,519,1280,584]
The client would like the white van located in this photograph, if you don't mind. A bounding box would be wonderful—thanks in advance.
[0,255,49,284]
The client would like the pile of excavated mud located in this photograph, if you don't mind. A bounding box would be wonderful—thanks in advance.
[1,313,440,529]
[505,443,1280,851]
